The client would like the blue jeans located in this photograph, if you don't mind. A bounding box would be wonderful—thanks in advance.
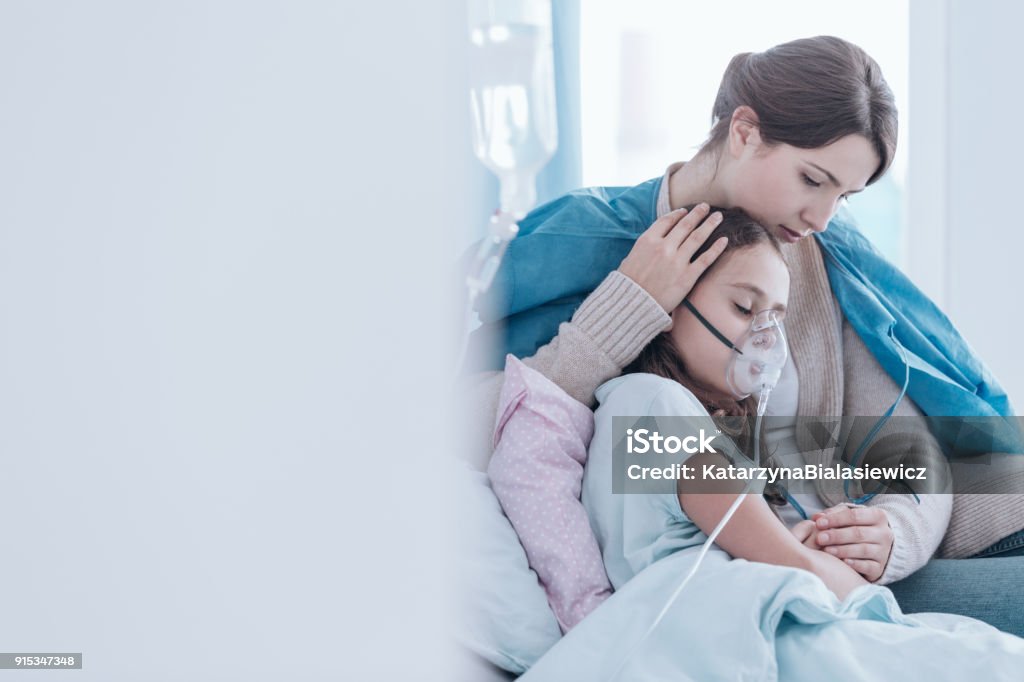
[886,528,1024,637]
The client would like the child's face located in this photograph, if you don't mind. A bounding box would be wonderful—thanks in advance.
[667,243,790,400]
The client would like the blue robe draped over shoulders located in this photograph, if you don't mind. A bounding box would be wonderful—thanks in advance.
[468,175,1021,454]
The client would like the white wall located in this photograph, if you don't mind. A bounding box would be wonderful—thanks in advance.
[909,0,1024,410]
[0,1,468,679]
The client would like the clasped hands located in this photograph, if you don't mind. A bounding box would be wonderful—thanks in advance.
[791,504,894,583]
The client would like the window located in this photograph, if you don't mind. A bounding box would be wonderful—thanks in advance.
[579,0,909,265]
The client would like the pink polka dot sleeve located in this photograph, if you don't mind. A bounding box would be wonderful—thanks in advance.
[487,355,613,633]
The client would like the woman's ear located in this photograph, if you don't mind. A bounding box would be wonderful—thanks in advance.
[727,105,762,159]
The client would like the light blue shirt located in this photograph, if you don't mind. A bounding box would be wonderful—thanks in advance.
[582,373,725,588]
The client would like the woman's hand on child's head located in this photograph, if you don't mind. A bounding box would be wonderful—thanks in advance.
[811,504,894,583]
[617,204,729,315]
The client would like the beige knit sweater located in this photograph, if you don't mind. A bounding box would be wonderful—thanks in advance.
[459,186,1024,585]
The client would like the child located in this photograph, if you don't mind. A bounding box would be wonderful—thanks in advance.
[582,207,868,600]
[524,208,1024,680]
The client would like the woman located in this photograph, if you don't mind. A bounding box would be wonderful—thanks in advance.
[464,35,1024,634]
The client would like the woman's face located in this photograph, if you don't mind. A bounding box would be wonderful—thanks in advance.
[667,243,790,399]
[728,132,880,244]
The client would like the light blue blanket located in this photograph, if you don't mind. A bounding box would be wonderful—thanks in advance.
[520,374,1024,680]
[522,549,1024,681]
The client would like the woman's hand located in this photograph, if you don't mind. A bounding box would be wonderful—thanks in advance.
[811,504,894,583]
[617,203,728,314]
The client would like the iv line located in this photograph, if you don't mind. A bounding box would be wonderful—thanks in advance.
[455,210,519,374]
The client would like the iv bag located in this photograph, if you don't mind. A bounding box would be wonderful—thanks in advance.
[468,0,558,218]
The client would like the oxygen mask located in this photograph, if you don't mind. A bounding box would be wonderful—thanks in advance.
[681,301,788,416]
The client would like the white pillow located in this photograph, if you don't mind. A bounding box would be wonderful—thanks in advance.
[451,460,562,674]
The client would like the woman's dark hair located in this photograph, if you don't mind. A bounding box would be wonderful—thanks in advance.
[704,35,897,185]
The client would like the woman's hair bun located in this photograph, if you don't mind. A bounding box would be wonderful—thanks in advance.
[702,36,897,186]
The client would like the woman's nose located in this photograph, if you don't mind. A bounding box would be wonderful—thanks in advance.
[801,201,833,233]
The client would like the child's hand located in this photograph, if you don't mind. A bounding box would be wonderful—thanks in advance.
[811,504,894,583]
[806,549,870,602]
[790,519,823,550]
